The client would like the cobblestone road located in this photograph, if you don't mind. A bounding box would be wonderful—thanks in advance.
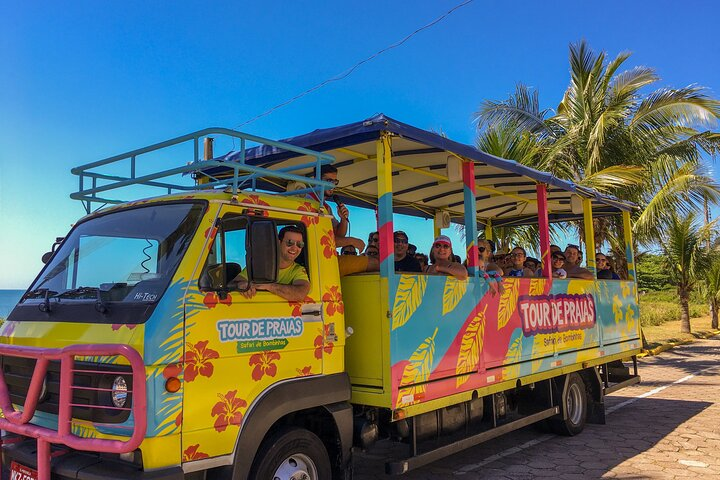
[354,335,720,479]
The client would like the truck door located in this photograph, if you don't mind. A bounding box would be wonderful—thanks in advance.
[180,208,323,462]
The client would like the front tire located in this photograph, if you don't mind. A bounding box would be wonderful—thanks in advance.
[250,427,331,480]
[550,372,587,436]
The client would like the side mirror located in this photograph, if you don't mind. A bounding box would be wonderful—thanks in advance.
[247,219,277,284]
[41,237,65,264]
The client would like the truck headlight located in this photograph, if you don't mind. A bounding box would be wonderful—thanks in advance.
[111,376,128,408]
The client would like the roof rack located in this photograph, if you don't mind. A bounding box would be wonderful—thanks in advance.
[71,127,335,214]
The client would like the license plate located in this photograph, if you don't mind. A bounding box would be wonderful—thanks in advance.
[10,461,38,480]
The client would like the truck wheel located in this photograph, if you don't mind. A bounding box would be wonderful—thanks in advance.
[250,427,331,480]
[550,372,587,436]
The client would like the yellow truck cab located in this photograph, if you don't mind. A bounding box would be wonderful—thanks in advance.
[1,115,641,480]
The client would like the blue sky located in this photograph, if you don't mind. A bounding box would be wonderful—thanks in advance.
[1,0,719,289]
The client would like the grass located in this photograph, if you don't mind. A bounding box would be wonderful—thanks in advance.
[640,315,718,351]
[639,290,708,327]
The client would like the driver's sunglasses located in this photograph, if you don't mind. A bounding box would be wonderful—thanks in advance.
[478,246,486,252]
[323,177,340,186]
[284,239,305,248]
[433,243,450,249]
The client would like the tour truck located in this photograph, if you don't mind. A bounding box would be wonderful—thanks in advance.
[1,115,641,480]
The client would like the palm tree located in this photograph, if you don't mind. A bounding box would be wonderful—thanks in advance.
[474,41,720,251]
[662,214,713,333]
[699,260,720,330]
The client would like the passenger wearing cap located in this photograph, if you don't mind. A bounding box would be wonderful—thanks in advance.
[424,235,468,281]
[394,231,422,273]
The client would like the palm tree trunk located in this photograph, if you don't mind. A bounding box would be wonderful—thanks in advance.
[679,291,691,333]
[712,301,719,330]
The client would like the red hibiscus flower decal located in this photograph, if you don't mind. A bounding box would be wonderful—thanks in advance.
[298,202,320,226]
[288,296,314,317]
[240,194,270,216]
[314,324,335,359]
[296,366,313,376]
[210,390,247,432]
[184,340,220,382]
[249,351,281,381]
[320,229,336,259]
[175,411,183,426]
[183,444,209,461]
[203,292,233,308]
[162,361,183,379]
[322,286,344,316]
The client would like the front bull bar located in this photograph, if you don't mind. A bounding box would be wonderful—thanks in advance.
[0,344,147,480]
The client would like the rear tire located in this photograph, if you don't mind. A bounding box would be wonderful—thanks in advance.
[249,427,331,480]
[550,372,587,436]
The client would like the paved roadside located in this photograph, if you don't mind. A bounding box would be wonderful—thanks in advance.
[354,335,720,479]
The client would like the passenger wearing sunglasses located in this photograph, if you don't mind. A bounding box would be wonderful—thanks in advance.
[424,235,468,281]
[477,238,503,276]
[551,252,568,279]
[596,253,620,280]
[233,226,310,301]
[394,231,422,272]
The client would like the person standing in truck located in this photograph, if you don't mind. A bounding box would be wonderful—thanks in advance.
[310,165,365,252]
[393,231,422,272]
[233,226,311,301]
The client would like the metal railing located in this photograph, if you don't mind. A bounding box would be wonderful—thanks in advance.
[71,127,336,213]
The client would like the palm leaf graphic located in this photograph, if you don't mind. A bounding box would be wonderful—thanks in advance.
[502,334,523,379]
[392,275,427,330]
[396,328,438,407]
[455,307,487,387]
[442,277,467,315]
[529,278,544,296]
[497,280,520,330]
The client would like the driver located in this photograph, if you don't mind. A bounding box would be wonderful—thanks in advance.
[233,226,310,301]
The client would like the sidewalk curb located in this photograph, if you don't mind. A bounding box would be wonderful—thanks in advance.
[638,329,720,358]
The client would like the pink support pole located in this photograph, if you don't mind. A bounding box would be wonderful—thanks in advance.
[536,184,552,279]
[37,438,50,480]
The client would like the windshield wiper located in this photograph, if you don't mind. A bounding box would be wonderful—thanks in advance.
[23,288,58,314]
[54,287,110,315]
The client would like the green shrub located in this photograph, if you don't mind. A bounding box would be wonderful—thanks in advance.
[640,301,681,326]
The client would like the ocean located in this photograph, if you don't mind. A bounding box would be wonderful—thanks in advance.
[0,289,25,319]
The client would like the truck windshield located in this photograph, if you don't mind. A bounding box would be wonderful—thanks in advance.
[19,202,205,320]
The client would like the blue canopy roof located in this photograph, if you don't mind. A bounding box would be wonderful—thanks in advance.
[202,114,635,227]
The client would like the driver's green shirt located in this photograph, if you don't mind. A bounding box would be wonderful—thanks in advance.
[238,262,309,284]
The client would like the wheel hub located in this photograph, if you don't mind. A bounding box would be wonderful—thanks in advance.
[273,453,317,480]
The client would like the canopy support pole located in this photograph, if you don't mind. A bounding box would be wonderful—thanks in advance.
[376,132,395,279]
[582,199,596,276]
[623,210,636,282]
[484,219,492,240]
[463,161,479,277]
[536,184,552,279]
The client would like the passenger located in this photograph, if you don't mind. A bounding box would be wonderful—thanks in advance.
[394,231,422,273]
[477,238,503,275]
[563,244,593,280]
[524,257,540,273]
[233,226,310,301]
[366,231,379,251]
[551,252,568,279]
[550,244,562,255]
[414,253,429,271]
[596,253,620,280]
[408,243,418,256]
[506,247,535,277]
[340,245,358,256]
[424,235,468,281]
[364,245,379,258]
[310,165,365,252]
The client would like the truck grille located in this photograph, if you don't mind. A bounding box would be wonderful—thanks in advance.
[1,355,133,424]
